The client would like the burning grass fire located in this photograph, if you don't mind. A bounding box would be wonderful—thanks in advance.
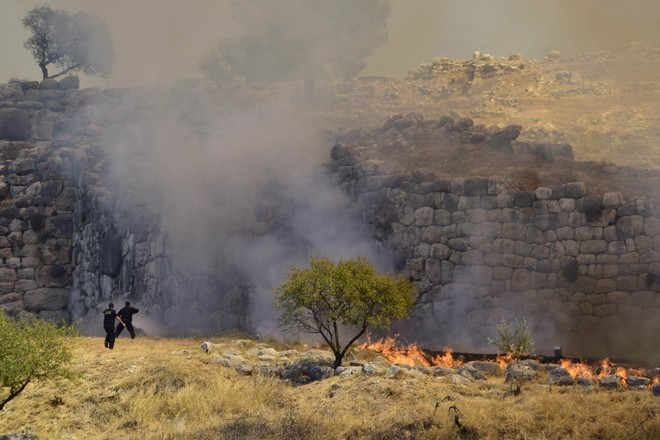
[358,335,660,388]
[357,335,463,368]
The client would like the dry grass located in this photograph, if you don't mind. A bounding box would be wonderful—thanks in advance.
[1,336,659,439]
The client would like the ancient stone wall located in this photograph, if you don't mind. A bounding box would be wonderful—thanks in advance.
[3,78,659,364]
[0,78,85,322]
[0,79,251,331]
[329,146,660,365]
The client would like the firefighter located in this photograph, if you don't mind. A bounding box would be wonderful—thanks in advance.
[115,301,139,339]
[103,302,124,349]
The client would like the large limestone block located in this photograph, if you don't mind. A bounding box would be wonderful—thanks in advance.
[617,215,644,240]
[24,287,70,311]
[0,268,17,282]
[42,239,71,264]
[58,76,80,90]
[37,265,70,287]
[39,79,59,90]
[45,214,74,238]
[31,110,64,140]
[0,108,30,140]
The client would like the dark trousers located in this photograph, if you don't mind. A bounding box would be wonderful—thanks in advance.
[115,322,135,339]
[104,324,115,349]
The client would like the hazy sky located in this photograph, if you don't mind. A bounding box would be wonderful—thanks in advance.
[1,0,659,87]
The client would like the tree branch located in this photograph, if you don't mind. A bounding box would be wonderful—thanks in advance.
[340,320,369,359]
[0,379,30,411]
[49,63,82,79]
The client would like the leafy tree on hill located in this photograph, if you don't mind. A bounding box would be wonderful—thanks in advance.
[275,256,415,368]
[200,0,391,99]
[23,4,115,80]
[0,310,79,411]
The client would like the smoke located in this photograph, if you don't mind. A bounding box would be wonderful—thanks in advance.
[3,1,660,85]
[365,0,660,76]
[3,0,658,357]
[100,84,389,336]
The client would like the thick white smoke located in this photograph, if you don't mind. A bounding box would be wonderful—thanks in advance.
[101,85,389,336]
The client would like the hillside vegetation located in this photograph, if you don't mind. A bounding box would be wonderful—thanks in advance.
[1,337,659,439]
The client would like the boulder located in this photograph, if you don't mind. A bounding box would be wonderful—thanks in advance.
[653,382,660,397]
[548,367,575,385]
[235,362,254,375]
[59,76,80,90]
[488,125,521,150]
[361,363,380,376]
[599,375,622,389]
[45,214,74,238]
[504,363,537,383]
[458,365,486,381]
[0,108,30,140]
[281,358,335,384]
[625,376,650,390]
[37,265,70,287]
[467,361,502,375]
[39,79,59,90]
[31,110,64,140]
[24,287,70,311]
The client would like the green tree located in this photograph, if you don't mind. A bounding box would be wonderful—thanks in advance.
[0,310,79,411]
[23,4,115,80]
[200,0,391,99]
[275,256,415,368]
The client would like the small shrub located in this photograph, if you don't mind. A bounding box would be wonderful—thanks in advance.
[487,318,535,360]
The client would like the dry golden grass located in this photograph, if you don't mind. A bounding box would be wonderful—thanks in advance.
[1,336,659,439]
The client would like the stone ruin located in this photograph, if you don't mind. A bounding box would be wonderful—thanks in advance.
[328,113,660,366]
[0,78,252,332]
[0,78,659,367]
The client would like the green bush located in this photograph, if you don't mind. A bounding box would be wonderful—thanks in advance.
[487,317,535,360]
[0,311,79,411]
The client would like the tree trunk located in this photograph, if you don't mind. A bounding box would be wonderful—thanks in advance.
[332,354,343,370]
[39,62,49,80]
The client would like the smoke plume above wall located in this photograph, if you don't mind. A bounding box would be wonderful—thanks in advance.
[2,0,660,85]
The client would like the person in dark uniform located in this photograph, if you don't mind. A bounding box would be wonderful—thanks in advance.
[103,302,124,349]
[115,301,139,339]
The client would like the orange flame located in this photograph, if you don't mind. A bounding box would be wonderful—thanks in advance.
[496,353,514,369]
[431,346,464,367]
[597,358,612,378]
[358,335,462,368]
[615,367,629,387]
[560,359,591,379]
[358,336,652,387]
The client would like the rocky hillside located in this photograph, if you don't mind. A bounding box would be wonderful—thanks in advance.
[322,42,660,171]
